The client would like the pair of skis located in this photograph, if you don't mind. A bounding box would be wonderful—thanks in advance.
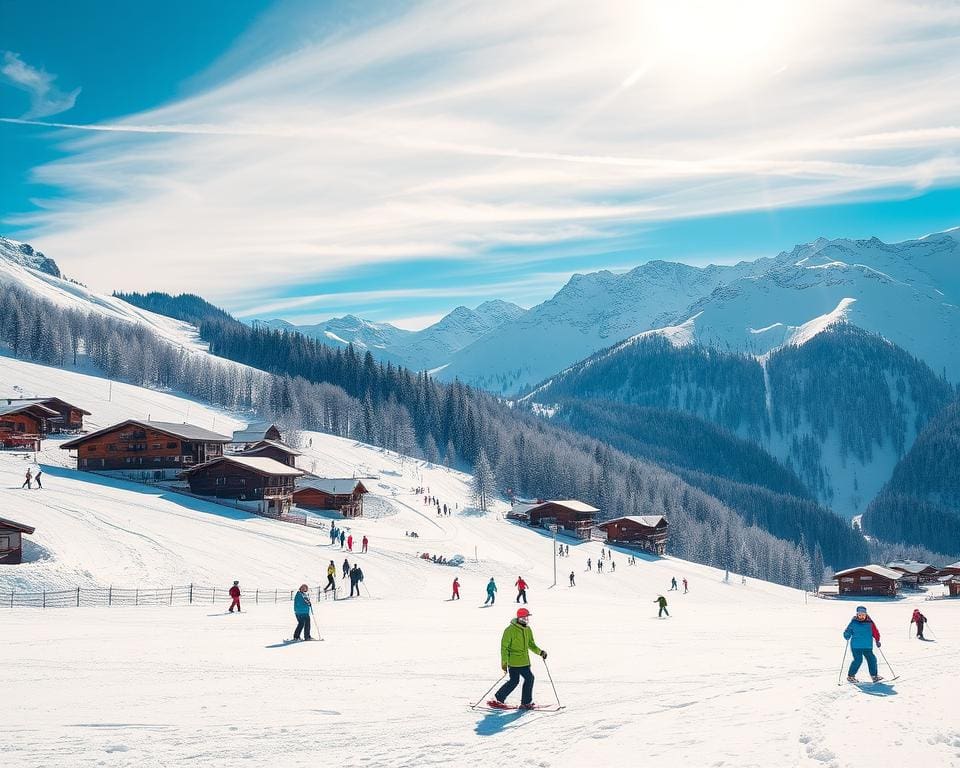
[470,701,564,713]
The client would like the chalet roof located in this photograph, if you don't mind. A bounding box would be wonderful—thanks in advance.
[0,402,59,418]
[529,499,599,514]
[0,516,36,534]
[239,439,302,456]
[941,561,960,571]
[231,422,281,444]
[183,455,304,478]
[2,397,91,415]
[835,564,903,580]
[598,515,668,529]
[296,477,368,495]
[938,574,960,583]
[60,419,232,448]
[886,560,936,574]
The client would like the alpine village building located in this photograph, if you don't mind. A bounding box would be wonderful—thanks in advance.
[181,455,303,516]
[0,402,58,450]
[833,565,903,597]
[60,420,232,476]
[293,477,369,517]
[527,500,599,539]
[596,515,670,555]
[886,560,940,587]
[0,516,35,565]
[2,397,90,433]
[230,422,283,451]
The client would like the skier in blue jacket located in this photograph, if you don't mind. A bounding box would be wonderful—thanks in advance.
[843,606,882,682]
[293,584,313,641]
[484,577,497,606]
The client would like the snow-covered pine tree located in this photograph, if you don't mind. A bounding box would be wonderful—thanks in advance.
[472,448,496,511]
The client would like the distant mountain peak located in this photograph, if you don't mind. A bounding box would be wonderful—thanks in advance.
[0,236,61,278]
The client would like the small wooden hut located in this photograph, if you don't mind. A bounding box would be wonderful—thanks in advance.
[595,515,669,555]
[0,516,36,565]
[834,565,902,597]
[527,500,598,539]
[294,478,368,517]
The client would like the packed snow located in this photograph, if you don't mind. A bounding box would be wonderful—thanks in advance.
[3,356,960,767]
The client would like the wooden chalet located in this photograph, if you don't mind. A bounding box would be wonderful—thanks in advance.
[181,455,303,514]
[941,574,960,598]
[60,420,231,471]
[231,422,283,450]
[0,516,35,565]
[886,560,940,586]
[0,402,57,451]
[595,515,669,555]
[939,561,960,578]
[2,397,90,433]
[294,477,368,517]
[528,500,599,539]
[238,439,300,468]
[834,565,902,597]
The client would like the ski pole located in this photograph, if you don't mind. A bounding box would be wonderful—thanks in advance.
[543,658,563,708]
[309,605,322,641]
[837,640,849,686]
[877,646,897,679]
[471,674,507,708]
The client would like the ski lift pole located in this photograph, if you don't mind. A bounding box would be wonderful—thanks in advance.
[550,524,558,588]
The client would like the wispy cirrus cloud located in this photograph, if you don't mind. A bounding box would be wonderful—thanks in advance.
[5,0,960,320]
[1,51,80,118]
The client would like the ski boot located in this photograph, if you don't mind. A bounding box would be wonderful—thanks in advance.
[486,700,510,710]
[846,675,858,683]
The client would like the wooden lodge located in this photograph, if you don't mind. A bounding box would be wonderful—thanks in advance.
[939,561,960,578]
[887,560,940,586]
[237,439,300,468]
[941,575,960,598]
[595,515,669,555]
[834,565,902,597]
[181,455,303,515]
[231,422,283,450]
[294,477,368,517]
[60,420,231,471]
[2,397,90,433]
[0,516,35,565]
[0,402,57,451]
[528,500,599,539]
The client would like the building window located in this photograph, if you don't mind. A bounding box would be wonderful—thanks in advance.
[860,576,873,581]
[152,444,162,450]
[216,477,227,486]
[87,445,96,452]
[167,442,177,449]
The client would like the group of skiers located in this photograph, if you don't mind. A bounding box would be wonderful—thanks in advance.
[321,558,365,597]
[669,576,689,593]
[328,525,368,553]
[21,467,43,489]
[423,492,456,517]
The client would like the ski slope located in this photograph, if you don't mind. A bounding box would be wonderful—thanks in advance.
[3,356,960,768]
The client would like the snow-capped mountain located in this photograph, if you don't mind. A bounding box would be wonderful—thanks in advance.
[0,235,61,277]
[437,230,960,393]
[435,258,771,393]
[255,299,526,371]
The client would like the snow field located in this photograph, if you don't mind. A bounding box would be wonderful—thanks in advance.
[3,356,960,767]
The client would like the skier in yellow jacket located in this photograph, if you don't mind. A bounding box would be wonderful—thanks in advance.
[487,608,548,709]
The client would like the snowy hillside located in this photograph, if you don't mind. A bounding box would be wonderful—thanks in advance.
[3,355,960,768]
[0,241,208,352]
[256,300,526,372]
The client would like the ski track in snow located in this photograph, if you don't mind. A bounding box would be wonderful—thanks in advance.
[3,358,960,767]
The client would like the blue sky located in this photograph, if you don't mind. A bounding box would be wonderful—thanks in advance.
[3,0,960,329]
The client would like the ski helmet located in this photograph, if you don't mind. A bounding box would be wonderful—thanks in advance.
[516,608,531,619]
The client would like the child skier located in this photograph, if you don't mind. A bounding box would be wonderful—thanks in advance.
[228,581,241,612]
[655,595,669,617]
[488,608,548,710]
[452,577,460,600]
[293,584,313,640]
[843,606,883,682]
[910,609,928,640]
[485,577,497,605]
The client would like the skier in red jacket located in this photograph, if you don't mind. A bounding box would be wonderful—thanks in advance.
[515,576,528,604]
[347,534,354,552]
[228,581,241,613]
[362,535,368,553]
[452,577,460,600]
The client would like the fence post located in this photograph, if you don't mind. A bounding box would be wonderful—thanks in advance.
[213,588,216,605]
[43,590,46,609]
[274,589,278,603]
[170,586,174,606]
[77,587,80,607]
[256,589,259,604]
[189,583,193,604]
[136,588,139,606]
[10,591,13,608]
[109,585,112,606]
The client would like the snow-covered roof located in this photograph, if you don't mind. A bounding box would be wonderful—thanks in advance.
[2,397,91,415]
[61,420,231,447]
[0,516,35,534]
[834,564,903,580]
[231,422,281,444]
[239,439,301,456]
[529,499,599,514]
[940,561,960,571]
[886,560,935,574]
[184,455,303,477]
[0,402,58,418]
[599,515,668,528]
[296,477,367,494]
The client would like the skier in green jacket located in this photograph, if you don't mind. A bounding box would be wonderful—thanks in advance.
[655,595,669,617]
[487,608,547,709]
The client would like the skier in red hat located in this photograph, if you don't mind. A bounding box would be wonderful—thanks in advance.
[488,608,547,710]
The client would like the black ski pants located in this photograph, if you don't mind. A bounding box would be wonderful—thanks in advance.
[324,575,336,592]
[496,665,535,705]
[658,605,669,617]
[294,613,311,640]
[350,580,361,597]
[516,589,527,604]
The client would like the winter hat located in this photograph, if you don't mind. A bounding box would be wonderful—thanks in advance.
[855,605,867,614]
[517,608,532,619]
[233,580,239,585]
